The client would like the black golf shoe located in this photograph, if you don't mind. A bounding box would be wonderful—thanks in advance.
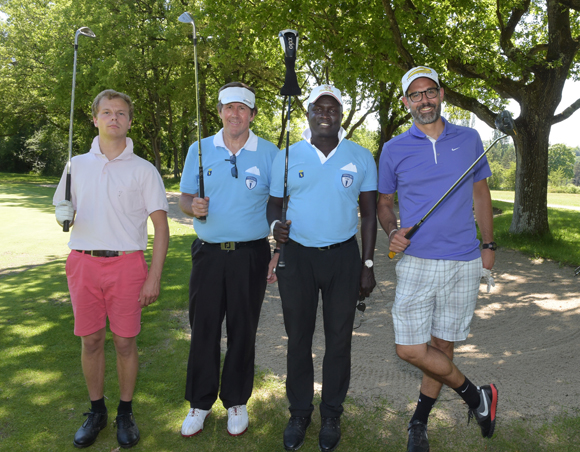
[468,384,498,438]
[407,419,430,452]
[319,417,341,452]
[283,415,311,451]
[115,412,140,448]
[73,410,108,448]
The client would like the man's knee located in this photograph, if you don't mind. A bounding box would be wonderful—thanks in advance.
[112,334,137,358]
[430,336,454,358]
[81,329,106,354]
[396,343,427,364]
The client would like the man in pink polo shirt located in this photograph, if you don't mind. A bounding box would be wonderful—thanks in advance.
[53,89,169,449]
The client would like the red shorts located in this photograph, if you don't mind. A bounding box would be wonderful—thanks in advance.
[66,250,148,338]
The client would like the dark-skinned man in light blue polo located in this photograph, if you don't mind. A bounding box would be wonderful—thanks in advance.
[268,84,377,452]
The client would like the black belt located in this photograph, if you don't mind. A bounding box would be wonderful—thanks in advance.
[75,250,138,257]
[290,235,356,251]
[200,238,266,251]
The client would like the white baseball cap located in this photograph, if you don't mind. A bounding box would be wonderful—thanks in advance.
[218,87,255,109]
[401,66,439,94]
[307,84,343,106]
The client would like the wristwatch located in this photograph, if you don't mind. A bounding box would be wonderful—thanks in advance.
[364,259,374,268]
[482,242,497,251]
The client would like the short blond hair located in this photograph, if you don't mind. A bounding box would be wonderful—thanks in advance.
[92,89,134,121]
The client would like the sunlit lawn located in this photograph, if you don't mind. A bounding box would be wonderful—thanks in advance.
[1,173,580,451]
[491,190,580,208]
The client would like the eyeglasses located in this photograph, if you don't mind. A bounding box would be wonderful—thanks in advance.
[407,87,440,103]
[225,154,238,178]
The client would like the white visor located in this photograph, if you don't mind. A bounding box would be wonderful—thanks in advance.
[218,87,256,109]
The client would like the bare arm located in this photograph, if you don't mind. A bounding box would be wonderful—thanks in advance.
[473,179,495,270]
[377,192,411,253]
[138,209,169,307]
[359,191,377,298]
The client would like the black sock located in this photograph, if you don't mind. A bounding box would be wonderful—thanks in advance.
[90,397,107,414]
[453,377,480,409]
[117,400,133,415]
[410,392,437,425]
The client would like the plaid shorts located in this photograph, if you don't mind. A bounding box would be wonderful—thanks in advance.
[392,254,482,345]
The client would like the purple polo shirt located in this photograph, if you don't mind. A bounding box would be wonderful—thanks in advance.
[379,118,491,260]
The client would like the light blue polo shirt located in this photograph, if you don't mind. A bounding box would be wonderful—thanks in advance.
[180,129,279,242]
[378,118,491,261]
[270,128,378,247]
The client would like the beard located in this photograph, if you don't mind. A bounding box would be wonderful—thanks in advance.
[410,101,441,125]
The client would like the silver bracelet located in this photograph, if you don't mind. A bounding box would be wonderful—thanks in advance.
[389,228,399,240]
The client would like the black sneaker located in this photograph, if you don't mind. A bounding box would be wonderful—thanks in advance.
[283,416,311,451]
[319,417,341,452]
[468,384,498,438]
[73,411,108,448]
[115,412,140,448]
[407,419,429,452]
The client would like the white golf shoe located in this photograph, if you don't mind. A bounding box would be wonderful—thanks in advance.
[181,408,211,437]
[227,405,248,436]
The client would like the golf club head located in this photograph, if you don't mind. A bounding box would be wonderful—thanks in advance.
[575,266,580,276]
[178,12,194,24]
[76,27,96,39]
[279,29,299,59]
[495,110,516,135]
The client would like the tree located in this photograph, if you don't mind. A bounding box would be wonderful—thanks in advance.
[380,0,580,235]
[548,143,576,180]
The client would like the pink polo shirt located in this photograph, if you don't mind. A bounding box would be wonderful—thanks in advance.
[54,136,168,251]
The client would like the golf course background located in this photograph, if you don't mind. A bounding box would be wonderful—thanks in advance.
[1,173,579,451]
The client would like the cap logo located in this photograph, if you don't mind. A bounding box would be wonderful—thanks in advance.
[323,84,333,91]
[407,67,433,80]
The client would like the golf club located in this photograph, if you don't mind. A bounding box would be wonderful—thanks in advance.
[388,110,516,259]
[179,11,206,221]
[277,29,301,268]
[575,266,579,276]
[63,26,96,232]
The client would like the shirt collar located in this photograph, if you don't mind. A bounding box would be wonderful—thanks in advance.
[301,127,346,164]
[90,136,134,160]
[409,117,457,140]
[213,129,258,155]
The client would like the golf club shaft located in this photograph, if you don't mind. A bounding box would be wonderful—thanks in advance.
[278,95,292,268]
[63,41,79,233]
[388,134,505,259]
[192,21,205,221]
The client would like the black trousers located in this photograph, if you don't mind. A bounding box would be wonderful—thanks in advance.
[277,238,362,418]
[185,238,270,410]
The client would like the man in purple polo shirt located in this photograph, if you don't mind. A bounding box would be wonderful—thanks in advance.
[377,66,498,452]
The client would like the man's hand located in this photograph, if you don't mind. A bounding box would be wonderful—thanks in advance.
[267,252,280,284]
[273,220,292,244]
[191,196,210,218]
[138,274,160,307]
[389,226,413,254]
[359,266,376,300]
[55,200,74,227]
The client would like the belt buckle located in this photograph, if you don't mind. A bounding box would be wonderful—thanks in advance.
[221,242,235,251]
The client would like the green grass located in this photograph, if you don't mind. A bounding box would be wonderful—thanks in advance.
[2,174,580,450]
[491,200,580,267]
[491,190,580,208]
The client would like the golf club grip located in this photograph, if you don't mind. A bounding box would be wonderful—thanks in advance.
[63,172,71,232]
[387,224,420,259]
[198,165,206,221]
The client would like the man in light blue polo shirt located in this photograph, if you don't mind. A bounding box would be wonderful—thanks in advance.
[268,85,377,452]
[377,66,498,452]
[179,82,279,439]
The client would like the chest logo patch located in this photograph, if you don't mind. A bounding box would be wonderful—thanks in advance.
[341,174,354,188]
[207,169,212,176]
[299,170,304,178]
[245,176,257,190]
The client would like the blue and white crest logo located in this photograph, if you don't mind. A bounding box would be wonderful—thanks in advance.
[207,169,212,176]
[341,174,354,188]
[299,170,304,178]
[245,176,257,190]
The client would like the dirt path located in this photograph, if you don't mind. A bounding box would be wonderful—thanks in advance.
[167,193,580,424]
